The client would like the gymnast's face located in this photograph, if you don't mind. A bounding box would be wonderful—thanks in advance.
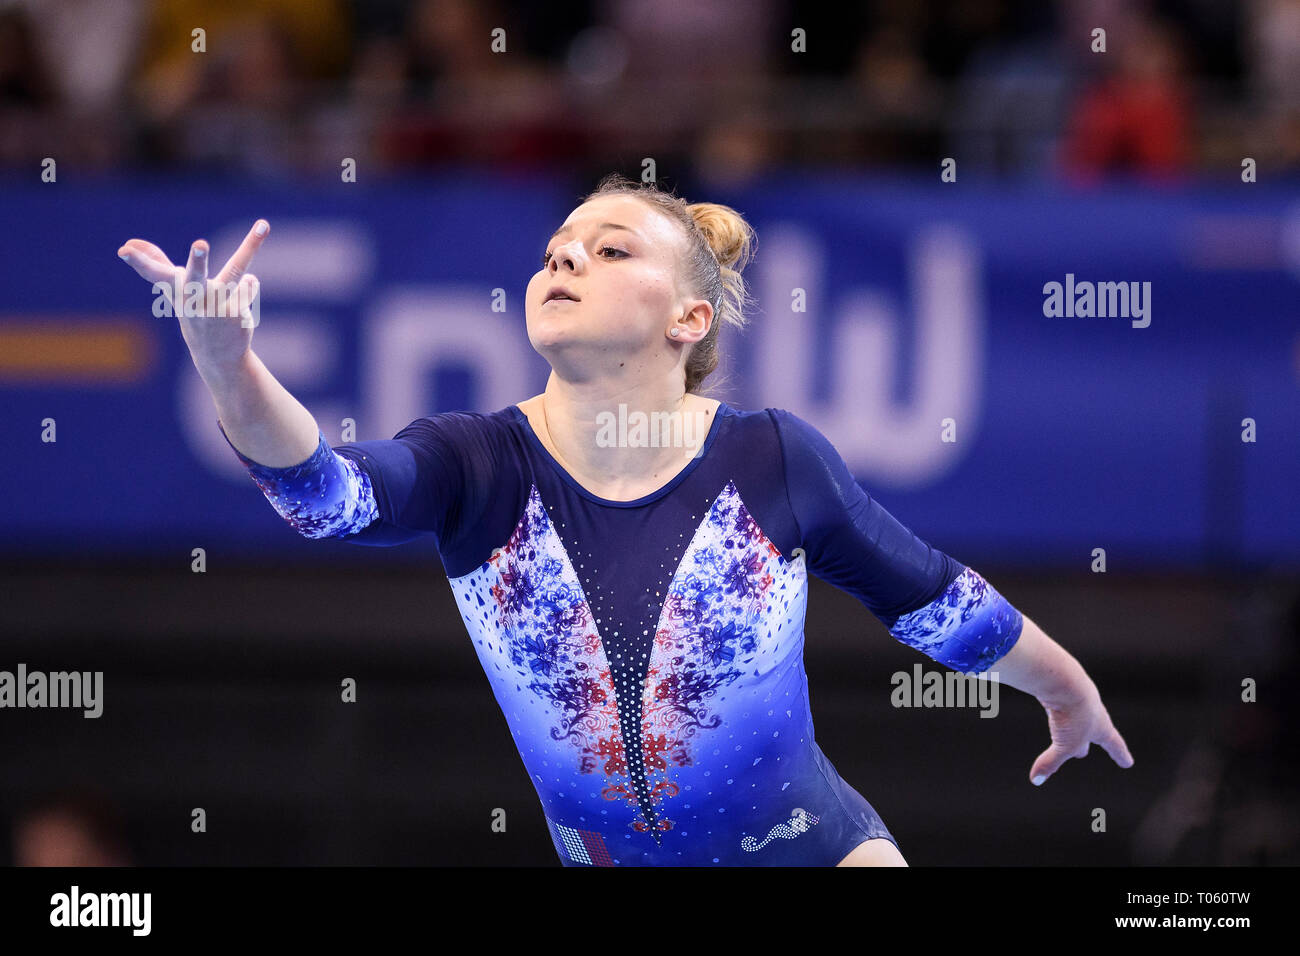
[526,194,706,382]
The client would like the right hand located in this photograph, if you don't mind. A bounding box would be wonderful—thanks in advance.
[117,219,270,374]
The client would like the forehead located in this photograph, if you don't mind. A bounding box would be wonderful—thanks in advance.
[554,194,683,250]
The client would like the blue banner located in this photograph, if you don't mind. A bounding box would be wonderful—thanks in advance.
[2,174,1296,569]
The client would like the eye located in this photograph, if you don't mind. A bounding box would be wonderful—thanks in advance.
[542,246,628,267]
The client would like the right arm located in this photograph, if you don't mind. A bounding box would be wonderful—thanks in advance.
[118,220,465,546]
[119,219,318,467]
[204,349,320,468]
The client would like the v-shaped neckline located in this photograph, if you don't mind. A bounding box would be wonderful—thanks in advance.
[510,402,728,508]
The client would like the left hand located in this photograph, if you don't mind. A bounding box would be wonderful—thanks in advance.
[1029,685,1134,785]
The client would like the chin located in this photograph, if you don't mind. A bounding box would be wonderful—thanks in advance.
[526,321,575,354]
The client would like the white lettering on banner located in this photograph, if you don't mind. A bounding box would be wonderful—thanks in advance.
[210,221,374,301]
[754,224,983,487]
[363,287,533,440]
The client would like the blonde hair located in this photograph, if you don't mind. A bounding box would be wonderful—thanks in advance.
[581,173,756,394]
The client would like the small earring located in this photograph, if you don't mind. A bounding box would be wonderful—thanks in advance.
[670,328,679,337]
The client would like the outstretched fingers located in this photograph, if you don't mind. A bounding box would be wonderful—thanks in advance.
[1029,742,1074,786]
[179,240,210,316]
[1098,724,1135,769]
[1030,716,1135,786]
[217,219,270,284]
[117,239,177,284]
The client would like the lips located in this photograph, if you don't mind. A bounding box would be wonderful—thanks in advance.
[545,286,580,303]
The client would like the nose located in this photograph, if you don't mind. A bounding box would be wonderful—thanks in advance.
[548,239,584,275]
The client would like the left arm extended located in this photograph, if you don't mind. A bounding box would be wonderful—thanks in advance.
[885,568,1135,786]
[980,613,1134,786]
[768,407,1134,787]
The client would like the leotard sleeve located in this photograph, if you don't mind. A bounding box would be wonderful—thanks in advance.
[769,407,1023,673]
[216,412,495,550]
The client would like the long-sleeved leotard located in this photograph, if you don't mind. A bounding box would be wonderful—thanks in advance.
[218,402,1023,865]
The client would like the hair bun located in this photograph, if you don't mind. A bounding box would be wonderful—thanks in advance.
[689,202,755,272]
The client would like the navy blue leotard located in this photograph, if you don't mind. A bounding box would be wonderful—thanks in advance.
[218,401,1023,866]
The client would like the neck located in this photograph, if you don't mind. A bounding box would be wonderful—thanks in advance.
[529,374,718,492]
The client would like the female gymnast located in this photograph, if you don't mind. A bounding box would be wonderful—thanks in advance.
[117,173,1133,866]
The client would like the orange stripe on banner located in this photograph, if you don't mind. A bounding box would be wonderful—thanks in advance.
[0,318,155,384]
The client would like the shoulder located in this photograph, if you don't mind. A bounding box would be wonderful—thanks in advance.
[390,405,523,447]
[751,406,841,462]
[756,408,864,520]
[703,403,840,465]
[710,401,782,430]
[695,400,781,454]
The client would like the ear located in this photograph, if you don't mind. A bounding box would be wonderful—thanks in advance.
[671,298,713,343]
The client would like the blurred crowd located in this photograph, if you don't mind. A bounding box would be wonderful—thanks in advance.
[0,0,1296,184]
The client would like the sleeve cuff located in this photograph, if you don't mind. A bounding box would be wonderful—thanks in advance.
[887,566,1024,674]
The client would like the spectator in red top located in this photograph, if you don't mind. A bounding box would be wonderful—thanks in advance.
[1060,14,1192,183]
